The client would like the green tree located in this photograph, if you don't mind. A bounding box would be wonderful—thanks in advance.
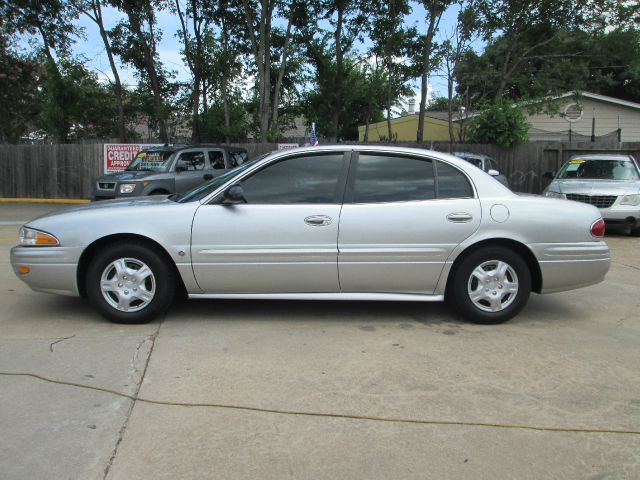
[74,0,127,141]
[38,57,122,141]
[466,101,529,147]
[369,0,416,141]
[109,0,171,142]
[305,51,385,140]
[0,30,41,142]
[415,0,455,143]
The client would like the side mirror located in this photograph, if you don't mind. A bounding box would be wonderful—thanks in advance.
[222,185,247,204]
[543,171,555,180]
[487,169,500,176]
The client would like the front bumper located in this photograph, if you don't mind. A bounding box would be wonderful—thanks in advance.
[599,205,640,228]
[10,246,83,296]
[529,241,611,294]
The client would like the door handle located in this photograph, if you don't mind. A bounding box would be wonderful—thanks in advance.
[304,215,332,226]
[446,212,473,223]
[203,173,214,180]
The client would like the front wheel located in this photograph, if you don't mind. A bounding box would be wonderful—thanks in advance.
[449,247,531,324]
[86,243,176,324]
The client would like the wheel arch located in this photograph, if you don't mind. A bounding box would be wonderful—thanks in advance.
[445,238,542,296]
[76,233,186,298]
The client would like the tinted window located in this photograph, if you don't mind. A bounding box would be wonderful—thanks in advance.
[353,154,435,203]
[178,151,205,171]
[240,154,344,204]
[436,161,473,198]
[208,151,225,170]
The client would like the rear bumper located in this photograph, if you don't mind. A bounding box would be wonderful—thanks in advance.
[529,242,611,294]
[10,246,82,296]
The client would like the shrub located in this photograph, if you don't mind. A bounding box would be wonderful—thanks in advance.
[466,101,529,147]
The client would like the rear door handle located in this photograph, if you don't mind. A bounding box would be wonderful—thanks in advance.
[446,212,473,223]
[304,215,332,226]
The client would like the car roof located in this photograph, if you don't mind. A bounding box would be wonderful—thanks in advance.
[451,151,490,160]
[142,144,247,153]
[568,154,634,162]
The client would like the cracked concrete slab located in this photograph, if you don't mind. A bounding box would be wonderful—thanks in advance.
[107,403,640,480]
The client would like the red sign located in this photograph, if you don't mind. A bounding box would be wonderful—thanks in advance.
[103,144,163,173]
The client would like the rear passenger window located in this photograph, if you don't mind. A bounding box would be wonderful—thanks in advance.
[436,161,473,198]
[354,154,435,203]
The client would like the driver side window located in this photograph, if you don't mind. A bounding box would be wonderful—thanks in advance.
[239,153,345,204]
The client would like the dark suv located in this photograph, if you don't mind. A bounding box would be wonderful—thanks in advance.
[92,144,249,200]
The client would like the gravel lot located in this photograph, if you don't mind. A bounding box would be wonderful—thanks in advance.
[1,203,639,479]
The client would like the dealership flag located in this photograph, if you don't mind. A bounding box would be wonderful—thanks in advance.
[310,122,319,146]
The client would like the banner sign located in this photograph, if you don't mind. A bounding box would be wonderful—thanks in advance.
[103,144,163,173]
[277,143,299,150]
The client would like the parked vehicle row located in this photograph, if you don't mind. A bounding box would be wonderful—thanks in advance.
[12,146,609,325]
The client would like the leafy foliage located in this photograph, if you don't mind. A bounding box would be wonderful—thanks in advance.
[466,101,529,147]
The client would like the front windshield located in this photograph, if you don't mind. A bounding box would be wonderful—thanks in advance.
[173,159,259,203]
[558,158,639,180]
[126,151,173,172]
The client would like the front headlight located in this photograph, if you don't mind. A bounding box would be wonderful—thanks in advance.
[119,183,136,194]
[545,190,565,199]
[19,227,60,246]
[620,194,640,206]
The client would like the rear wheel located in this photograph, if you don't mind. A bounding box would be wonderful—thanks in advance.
[86,243,176,324]
[449,247,531,324]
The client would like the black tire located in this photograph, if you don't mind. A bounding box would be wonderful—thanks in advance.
[448,246,531,325]
[86,242,176,324]
[149,190,169,195]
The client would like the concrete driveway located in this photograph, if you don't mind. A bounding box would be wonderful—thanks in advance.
[1,203,639,479]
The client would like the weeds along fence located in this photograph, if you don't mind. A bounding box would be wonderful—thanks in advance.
[1,141,639,199]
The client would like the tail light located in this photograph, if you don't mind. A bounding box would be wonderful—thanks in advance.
[591,218,605,238]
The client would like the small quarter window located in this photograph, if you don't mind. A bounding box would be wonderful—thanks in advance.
[436,161,473,198]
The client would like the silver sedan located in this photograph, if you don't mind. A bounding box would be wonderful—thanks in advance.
[11,146,610,325]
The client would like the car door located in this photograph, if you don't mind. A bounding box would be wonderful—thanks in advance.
[338,152,481,294]
[190,151,350,293]
[174,149,211,192]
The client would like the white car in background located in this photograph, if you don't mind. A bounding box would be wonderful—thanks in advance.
[543,154,640,236]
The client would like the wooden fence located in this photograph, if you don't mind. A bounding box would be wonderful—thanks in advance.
[1,141,639,199]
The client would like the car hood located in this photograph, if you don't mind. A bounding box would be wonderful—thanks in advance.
[27,196,174,225]
[551,179,640,195]
[97,171,159,181]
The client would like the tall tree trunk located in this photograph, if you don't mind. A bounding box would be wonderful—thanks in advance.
[364,104,371,142]
[271,17,293,138]
[242,0,273,142]
[332,6,345,140]
[447,71,455,143]
[416,4,442,144]
[90,0,126,141]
